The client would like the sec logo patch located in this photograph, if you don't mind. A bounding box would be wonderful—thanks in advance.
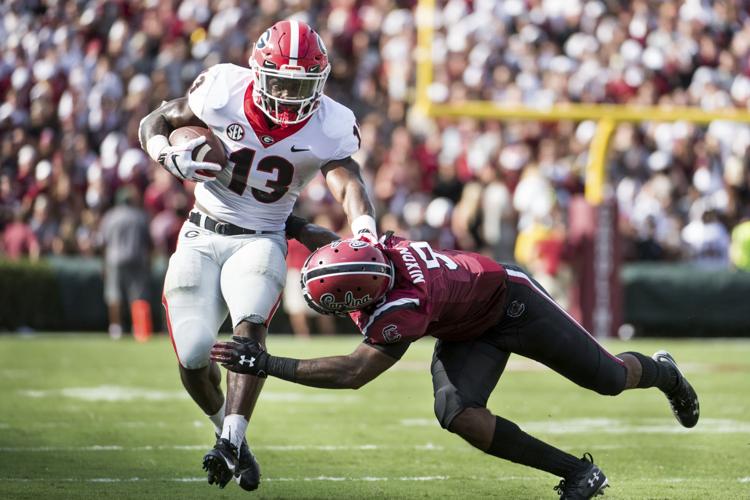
[226,123,244,141]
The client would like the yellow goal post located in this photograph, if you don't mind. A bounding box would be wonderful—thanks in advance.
[414,0,750,205]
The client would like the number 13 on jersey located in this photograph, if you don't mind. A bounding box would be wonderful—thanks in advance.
[224,148,295,204]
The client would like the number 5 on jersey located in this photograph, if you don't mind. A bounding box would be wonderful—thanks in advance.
[410,242,458,270]
[226,147,295,204]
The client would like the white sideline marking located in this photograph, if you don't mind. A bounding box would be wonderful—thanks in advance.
[399,417,750,434]
[18,386,358,403]
[0,443,443,453]
[739,477,750,483]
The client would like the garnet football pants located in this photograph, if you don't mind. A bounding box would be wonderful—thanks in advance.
[431,266,626,428]
[162,219,287,369]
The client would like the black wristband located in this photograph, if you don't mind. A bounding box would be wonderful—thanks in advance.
[285,214,309,240]
[264,354,300,381]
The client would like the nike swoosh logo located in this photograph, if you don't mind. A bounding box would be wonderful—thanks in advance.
[291,145,311,153]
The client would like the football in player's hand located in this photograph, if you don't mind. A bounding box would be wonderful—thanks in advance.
[168,126,226,177]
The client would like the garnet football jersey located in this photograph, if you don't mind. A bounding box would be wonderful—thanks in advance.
[187,63,360,231]
[350,236,509,345]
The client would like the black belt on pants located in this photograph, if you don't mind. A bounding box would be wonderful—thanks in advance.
[188,212,273,236]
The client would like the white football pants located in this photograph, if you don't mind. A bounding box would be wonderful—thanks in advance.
[162,220,287,369]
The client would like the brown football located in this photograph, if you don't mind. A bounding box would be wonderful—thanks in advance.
[168,126,227,177]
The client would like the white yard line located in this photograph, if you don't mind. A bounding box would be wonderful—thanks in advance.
[1,476,747,484]
[0,476,451,483]
[0,443,444,453]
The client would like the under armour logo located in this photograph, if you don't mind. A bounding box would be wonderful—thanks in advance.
[588,471,600,487]
[239,355,255,368]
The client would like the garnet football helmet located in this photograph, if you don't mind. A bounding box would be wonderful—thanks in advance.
[301,239,394,315]
[250,20,330,125]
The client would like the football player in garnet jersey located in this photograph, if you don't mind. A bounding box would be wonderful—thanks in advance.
[137,21,378,490]
[212,225,700,499]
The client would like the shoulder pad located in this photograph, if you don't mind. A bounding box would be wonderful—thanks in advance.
[314,96,360,161]
[317,96,356,141]
[188,64,250,116]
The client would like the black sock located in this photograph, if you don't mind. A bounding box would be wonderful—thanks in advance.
[486,416,583,478]
[620,351,678,393]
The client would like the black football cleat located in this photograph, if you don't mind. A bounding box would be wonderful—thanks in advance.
[235,437,261,491]
[554,453,608,500]
[652,350,700,428]
[202,437,238,489]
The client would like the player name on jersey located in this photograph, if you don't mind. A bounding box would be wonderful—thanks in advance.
[397,247,425,284]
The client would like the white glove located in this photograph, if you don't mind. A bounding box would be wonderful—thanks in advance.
[157,136,221,182]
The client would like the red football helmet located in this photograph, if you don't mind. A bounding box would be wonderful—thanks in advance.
[250,20,330,125]
[301,239,394,315]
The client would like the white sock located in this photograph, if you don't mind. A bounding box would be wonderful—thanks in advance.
[207,400,225,435]
[220,414,248,449]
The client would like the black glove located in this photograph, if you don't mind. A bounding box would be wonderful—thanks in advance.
[210,336,269,377]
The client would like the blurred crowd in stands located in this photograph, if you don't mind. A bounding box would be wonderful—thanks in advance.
[2,0,750,287]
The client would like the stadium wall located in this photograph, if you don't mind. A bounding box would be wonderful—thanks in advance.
[0,257,359,335]
[0,257,748,336]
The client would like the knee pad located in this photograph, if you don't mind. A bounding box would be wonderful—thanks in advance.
[163,255,226,370]
[172,325,214,369]
[433,385,466,429]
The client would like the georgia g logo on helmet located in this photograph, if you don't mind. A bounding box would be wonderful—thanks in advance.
[301,240,394,315]
[249,20,330,126]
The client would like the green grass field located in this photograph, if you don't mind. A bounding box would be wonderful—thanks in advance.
[0,335,749,499]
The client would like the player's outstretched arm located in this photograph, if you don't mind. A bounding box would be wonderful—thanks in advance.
[322,158,377,242]
[285,214,341,251]
[210,337,400,390]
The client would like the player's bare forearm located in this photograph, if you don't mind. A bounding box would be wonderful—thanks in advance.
[282,343,397,389]
[293,355,371,389]
[321,158,375,223]
[138,97,205,149]
[211,340,397,389]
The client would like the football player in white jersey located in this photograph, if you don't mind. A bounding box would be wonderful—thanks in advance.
[138,20,377,490]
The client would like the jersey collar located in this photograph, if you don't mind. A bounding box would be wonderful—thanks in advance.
[243,82,311,148]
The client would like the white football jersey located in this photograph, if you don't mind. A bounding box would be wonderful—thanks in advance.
[187,63,359,231]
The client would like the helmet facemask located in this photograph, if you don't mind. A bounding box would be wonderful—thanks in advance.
[252,61,330,126]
